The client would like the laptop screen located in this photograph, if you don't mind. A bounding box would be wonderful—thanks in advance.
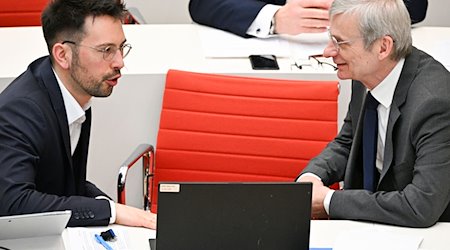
[0,210,71,240]
[155,182,312,250]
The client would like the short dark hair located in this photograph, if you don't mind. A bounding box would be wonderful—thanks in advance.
[41,0,127,55]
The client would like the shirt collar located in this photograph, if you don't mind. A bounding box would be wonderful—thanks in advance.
[52,68,92,125]
[370,58,405,108]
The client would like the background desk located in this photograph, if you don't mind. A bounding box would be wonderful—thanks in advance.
[0,25,448,207]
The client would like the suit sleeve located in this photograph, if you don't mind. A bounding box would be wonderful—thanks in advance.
[0,97,111,227]
[189,0,271,37]
[300,111,353,183]
[85,180,112,199]
[300,82,365,184]
[189,0,426,35]
[403,0,428,24]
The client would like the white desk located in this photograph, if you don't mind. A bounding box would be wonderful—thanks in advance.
[69,221,448,250]
[2,220,448,249]
[0,25,448,208]
[310,220,450,250]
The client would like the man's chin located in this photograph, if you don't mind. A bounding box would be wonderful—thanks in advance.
[92,87,113,98]
[336,70,351,80]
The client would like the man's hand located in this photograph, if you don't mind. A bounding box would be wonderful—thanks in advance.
[298,175,331,219]
[115,203,157,229]
[274,0,333,35]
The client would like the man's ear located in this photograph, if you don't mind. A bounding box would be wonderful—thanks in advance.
[378,35,395,60]
[52,43,71,70]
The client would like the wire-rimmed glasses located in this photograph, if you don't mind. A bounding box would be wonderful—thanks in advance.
[62,41,132,61]
[327,27,366,52]
[291,54,337,71]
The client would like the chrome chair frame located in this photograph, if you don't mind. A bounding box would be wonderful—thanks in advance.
[117,144,154,210]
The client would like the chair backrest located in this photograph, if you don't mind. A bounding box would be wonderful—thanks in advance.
[150,69,339,212]
[0,1,49,27]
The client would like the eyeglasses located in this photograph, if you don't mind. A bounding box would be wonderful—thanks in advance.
[291,55,337,71]
[62,41,132,61]
[327,28,358,51]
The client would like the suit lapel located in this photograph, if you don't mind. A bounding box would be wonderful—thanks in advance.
[379,48,421,181]
[381,106,399,180]
[72,108,91,194]
[32,57,73,169]
[345,82,366,188]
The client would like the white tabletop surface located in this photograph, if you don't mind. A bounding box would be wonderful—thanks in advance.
[1,220,449,249]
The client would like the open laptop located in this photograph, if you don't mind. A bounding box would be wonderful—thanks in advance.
[0,210,71,240]
[154,182,312,250]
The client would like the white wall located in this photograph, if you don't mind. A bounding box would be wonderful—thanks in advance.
[125,0,192,24]
[418,0,450,27]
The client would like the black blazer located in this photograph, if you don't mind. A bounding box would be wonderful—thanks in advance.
[0,56,111,227]
[189,0,428,37]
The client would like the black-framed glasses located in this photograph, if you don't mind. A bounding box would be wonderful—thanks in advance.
[62,41,132,61]
[291,55,337,71]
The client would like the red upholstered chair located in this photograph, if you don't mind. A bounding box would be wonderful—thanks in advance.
[0,1,49,27]
[118,69,339,213]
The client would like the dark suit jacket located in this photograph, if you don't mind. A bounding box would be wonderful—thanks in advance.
[189,0,428,37]
[301,47,450,227]
[0,56,111,227]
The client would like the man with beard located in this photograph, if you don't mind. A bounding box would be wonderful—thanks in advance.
[0,0,156,229]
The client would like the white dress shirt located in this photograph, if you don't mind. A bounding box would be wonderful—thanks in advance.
[53,69,116,224]
[247,4,281,38]
[299,58,405,214]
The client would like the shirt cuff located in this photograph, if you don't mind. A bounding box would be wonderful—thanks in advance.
[247,4,282,38]
[323,190,335,215]
[296,172,322,182]
[96,196,116,224]
[297,173,333,215]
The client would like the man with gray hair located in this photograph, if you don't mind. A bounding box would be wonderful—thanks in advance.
[298,0,450,227]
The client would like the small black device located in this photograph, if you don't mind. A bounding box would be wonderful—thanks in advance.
[249,54,279,70]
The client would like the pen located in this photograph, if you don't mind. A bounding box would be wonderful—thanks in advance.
[95,233,113,250]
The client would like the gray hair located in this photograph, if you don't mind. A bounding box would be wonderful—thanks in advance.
[330,0,412,60]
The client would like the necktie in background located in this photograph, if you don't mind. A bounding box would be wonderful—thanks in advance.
[363,92,379,192]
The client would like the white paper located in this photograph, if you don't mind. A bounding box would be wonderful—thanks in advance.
[67,227,130,250]
[333,227,423,250]
[281,32,329,60]
[198,25,328,59]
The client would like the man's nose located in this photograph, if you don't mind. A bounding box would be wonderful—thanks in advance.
[111,50,125,69]
[323,40,338,58]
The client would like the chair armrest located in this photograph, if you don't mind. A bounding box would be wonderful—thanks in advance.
[117,144,154,210]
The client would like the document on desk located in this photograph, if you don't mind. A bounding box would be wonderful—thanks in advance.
[198,26,328,59]
[67,227,130,250]
[333,227,423,250]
